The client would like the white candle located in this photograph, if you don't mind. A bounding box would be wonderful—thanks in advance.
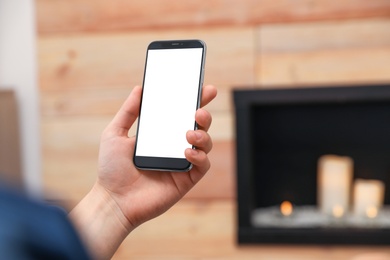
[353,179,384,218]
[317,155,353,217]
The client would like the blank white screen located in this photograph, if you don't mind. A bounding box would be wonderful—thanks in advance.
[135,48,203,158]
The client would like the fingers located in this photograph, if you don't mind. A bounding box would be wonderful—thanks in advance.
[200,85,217,108]
[195,108,212,132]
[187,107,213,154]
[185,148,211,180]
[186,129,213,154]
[184,86,216,181]
[105,86,142,137]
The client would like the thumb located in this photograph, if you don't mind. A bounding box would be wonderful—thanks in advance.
[105,86,142,137]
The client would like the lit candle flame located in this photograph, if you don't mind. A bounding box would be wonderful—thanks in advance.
[280,201,293,216]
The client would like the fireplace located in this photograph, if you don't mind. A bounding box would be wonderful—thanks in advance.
[234,84,390,245]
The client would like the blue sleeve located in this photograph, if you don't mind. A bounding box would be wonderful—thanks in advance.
[0,185,91,260]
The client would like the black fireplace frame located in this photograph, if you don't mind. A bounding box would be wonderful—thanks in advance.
[234,83,390,245]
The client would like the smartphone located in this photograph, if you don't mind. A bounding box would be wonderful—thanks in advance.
[133,39,206,172]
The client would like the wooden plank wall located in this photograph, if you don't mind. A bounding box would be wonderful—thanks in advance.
[37,0,390,205]
[36,0,390,258]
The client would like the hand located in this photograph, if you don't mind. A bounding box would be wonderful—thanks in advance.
[98,84,217,229]
[70,84,217,259]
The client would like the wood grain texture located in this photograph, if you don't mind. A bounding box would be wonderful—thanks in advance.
[112,200,390,259]
[38,27,255,90]
[259,18,390,53]
[186,140,235,200]
[41,116,104,203]
[36,0,390,34]
[256,18,390,86]
[258,47,390,86]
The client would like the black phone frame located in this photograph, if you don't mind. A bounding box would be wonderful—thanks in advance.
[133,40,206,172]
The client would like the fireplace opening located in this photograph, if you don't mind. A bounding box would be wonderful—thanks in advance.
[234,84,390,245]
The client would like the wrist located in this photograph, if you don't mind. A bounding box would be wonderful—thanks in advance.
[69,182,132,259]
[93,182,134,233]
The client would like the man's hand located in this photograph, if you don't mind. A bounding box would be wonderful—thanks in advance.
[70,84,217,259]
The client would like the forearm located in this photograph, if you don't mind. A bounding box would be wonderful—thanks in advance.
[69,183,132,260]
